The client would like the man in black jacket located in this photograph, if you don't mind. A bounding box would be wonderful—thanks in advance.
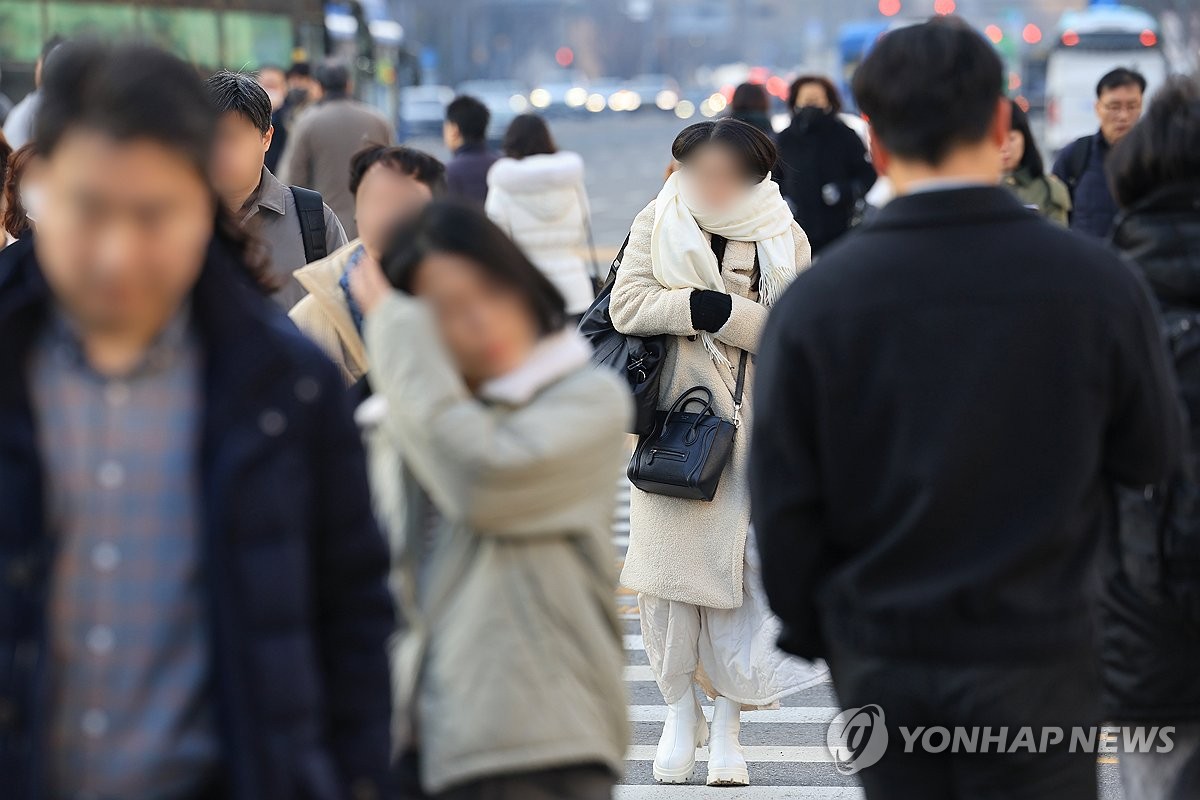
[750,19,1182,800]
[0,42,394,800]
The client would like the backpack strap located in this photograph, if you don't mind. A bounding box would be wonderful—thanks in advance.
[1063,135,1093,193]
[290,185,329,264]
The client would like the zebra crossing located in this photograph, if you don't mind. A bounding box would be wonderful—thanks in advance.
[609,478,866,799]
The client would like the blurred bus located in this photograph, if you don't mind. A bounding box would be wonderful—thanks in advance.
[836,17,922,112]
[1044,4,1168,153]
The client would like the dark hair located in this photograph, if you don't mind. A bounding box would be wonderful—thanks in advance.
[3,144,38,238]
[502,114,557,159]
[731,83,770,115]
[349,144,447,195]
[0,130,12,188]
[315,59,350,95]
[286,62,312,80]
[671,118,778,183]
[36,40,274,290]
[382,201,567,335]
[446,95,490,143]
[853,17,1003,166]
[1097,67,1147,99]
[206,70,273,134]
[1007,100,1045,178]
[40,35,65,65]
[787,75,842,114]
[1109,76,1200,209]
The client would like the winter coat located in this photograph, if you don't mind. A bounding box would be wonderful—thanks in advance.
[277,96,395,239]
[751,186,1182,663]
[0,235,395,800]
[1051,131,1119,239]
[610,200,811,610]
[485,151,596,315]
[445,143,500,208]
[1003,166,1072,227]
[290,239,368,385]
[776,109,877,253]
[1102,181,1200,722]
[361,292,632,793]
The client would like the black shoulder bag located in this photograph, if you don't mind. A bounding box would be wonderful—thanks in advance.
[628,347,748,502]
[290,185,329,264]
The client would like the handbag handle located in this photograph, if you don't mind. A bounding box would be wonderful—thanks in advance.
[665,386,716,445]
[731,350,748,428]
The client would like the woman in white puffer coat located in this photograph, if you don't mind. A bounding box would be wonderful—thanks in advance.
[486,114,596,317]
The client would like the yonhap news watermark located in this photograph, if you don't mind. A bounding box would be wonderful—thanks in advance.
[826,704,1177,775]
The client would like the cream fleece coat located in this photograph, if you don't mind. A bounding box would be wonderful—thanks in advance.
[485,151,595,314]
[611,200,811,609]
[289,240,368,385]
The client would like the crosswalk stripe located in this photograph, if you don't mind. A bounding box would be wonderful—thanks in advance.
[616,788,864,799]
[614,535,630,547]
[628,705,839,723]
[625,665,656,681]
[623,634,643,650]
[626,745,836,763]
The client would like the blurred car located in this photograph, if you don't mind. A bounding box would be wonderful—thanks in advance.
[398,84,454,138]
[529,75,590,116]
[627,74,681,113]
[456,79,529,142]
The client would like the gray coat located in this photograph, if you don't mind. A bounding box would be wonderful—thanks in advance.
[362,293,632,793]
[277,97,395,239]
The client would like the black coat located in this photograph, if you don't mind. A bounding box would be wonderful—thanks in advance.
[0,236,395,799]
[775,110,876,253]
[1051,131,1119,239]
[750,186,1183,664]
[1102,181,1200,722]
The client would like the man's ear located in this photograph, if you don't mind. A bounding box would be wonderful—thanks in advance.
[990,98,1012,148]
[263,125,275,152]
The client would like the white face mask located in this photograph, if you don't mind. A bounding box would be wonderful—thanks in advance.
[20,185,44,223]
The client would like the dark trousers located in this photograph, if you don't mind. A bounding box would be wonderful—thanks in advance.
[397,751,614,800]
[827,639,1101,800]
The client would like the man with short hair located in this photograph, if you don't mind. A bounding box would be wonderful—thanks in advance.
[207,69,346,309]
[291,144,445,384]
[443,95,498,206]
[3,36,65,148]
[1052,67,1146,238]
[0,40,394,800]
[751,19,1181,799]
[278,59,395,240]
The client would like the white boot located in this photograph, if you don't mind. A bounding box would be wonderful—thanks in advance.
[653,690,708,783]
[706,696,750,786]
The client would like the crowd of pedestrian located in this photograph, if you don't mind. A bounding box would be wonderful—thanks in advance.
[0,14,1198,800]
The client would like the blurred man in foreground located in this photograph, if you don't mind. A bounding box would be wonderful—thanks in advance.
[0,41,393,799]
[752,18,1180,800]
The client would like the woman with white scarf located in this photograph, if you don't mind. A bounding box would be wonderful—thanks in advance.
[610,119,828,786]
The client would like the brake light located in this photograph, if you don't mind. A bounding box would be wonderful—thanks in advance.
[1062,30,1079,47]
[1140,29,1157,47]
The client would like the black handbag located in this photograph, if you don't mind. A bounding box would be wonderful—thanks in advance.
[628,350,748,501]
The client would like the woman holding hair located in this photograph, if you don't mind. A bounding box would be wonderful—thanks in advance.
[486,113,595,319]
[1001,100,1071,225]
[609,118,827,787]
[775,75,876,253]
[348,201,630,800]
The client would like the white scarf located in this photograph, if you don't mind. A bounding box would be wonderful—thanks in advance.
[651,170,796,368]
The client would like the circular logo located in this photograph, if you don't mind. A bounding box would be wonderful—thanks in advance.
[826,704,889,775]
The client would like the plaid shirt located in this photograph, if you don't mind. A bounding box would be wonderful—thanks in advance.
[31,308,220,800]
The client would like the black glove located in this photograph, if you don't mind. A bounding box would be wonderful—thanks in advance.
[690,289,732,333]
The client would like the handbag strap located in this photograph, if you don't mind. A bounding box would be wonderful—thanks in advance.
[732,350,748,427]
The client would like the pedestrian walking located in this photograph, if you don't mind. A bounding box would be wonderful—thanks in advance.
[348,202,631,800]
[443,95,499,206]
[278,59,395,240]
[486,114,595,319]
[750,20,1182,800]
[291,144,445,384]
[0,41,395,799]
[1052,67,1146,238]
[609,118,825,787]
[2,143,42,242]
[1101,75,1200,800]
[776,75,876,253]
[255,64,290,173]
[2,36,63,149]
[727,83,775,138]
[207,70,347,309]
[1001,99,1071,225]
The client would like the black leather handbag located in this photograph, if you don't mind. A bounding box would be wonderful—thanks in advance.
[628,350,748,501]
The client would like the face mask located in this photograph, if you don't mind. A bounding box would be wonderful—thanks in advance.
[20,185,44,223]
[794,106,826,126]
